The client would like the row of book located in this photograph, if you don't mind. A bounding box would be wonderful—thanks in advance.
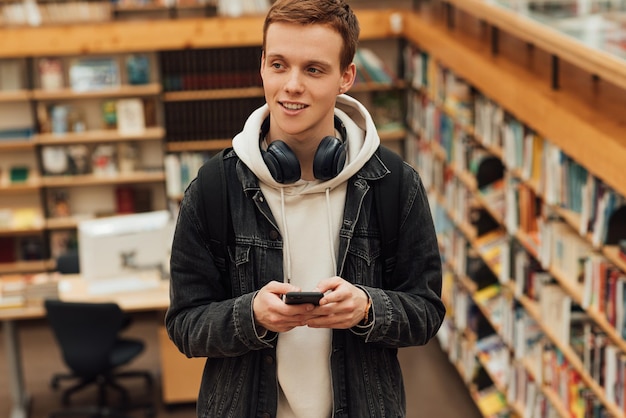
[164,97,264,142]
[0,273,59,309]
[159,46,398,92]
[164,151,210,199]
[406,79,626,252]
[430,130,626,338]
[1,1,111,27]
[437,220,615,416]
[160,47,262,92]
[428,145,626,416]
[37,98,156,136]
[0,0,223,27]
[0,235,46,263]
[36,55,153,91]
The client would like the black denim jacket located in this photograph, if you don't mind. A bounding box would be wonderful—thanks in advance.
[166,148,445,418]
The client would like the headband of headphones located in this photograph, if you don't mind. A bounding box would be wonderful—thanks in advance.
[259,115,348,144]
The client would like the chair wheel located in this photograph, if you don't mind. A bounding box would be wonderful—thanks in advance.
[144,406,156,418]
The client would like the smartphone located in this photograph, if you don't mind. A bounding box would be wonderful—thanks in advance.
[284,291,324,305]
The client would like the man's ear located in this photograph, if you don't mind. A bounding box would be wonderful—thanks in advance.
[339,62,357,94]
[260,52,266,78]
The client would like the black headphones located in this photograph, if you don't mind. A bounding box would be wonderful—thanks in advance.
[260,115,348,184]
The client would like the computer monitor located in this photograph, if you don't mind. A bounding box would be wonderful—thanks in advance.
[77,210,174,280]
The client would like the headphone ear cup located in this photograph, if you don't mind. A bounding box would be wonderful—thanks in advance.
[313,136,346,181]
[263,140,301,184]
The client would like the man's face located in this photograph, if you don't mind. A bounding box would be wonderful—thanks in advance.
[261,22,355,148]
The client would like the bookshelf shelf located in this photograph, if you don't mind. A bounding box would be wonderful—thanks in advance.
[31,83,162,100]
[350,80,407,93]
[41,171,165,187]
[165,139,232,152]
[34,126,165,145]
[163,87,265,102]
[0,226,44,236]
[0,10,399,58]
[45,216,93,230]
[0,181,42,193]
[0,140,36,151]
[379,128,406,142]
[0,90,31,102]
[0,259,54,275]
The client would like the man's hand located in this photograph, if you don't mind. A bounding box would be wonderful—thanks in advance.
[253,281,318,333]
[306,276,369,329]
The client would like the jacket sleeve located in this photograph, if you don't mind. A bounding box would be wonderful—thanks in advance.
[358,163,446,347]
[165,177,274,359]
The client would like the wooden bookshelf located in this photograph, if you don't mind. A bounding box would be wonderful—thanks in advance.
[46,215,94,230]
[403,12,626,199]
[31,83,161,100]
[34,126,165,145]
[0,180,41,193]
[0,259,54,275]
[0,90,30,102]
[41,171,165,187]
[0,9,401,57]
[0,226,44,236]
[0,140,36,151]
[165,139,231,152]
[163,87,265,102]
[437,0,626,91]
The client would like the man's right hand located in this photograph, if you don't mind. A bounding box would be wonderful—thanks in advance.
[253,281,319,333]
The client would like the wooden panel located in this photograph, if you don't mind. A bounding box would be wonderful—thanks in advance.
[32,84,161,100]
[35,127,165,145]
[441,0,626,90]
[157,326,204,404]
[0,90,31,102]
[41,171,165,187]
[163,87,265,102]
[165,139,232,152]
[0,10,397,58]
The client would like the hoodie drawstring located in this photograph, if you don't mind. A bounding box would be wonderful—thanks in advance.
[280,187,293,284]
[325,187,338,275]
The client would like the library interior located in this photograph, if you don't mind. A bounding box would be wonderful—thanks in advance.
[1,0,625,417]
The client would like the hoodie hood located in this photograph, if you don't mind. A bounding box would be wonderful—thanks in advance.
[232,94,380,192]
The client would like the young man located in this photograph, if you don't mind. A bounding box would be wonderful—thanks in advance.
[166,0,445,417]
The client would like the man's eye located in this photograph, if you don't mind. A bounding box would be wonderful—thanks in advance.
[272,63,283,69]
[307,68,320,74]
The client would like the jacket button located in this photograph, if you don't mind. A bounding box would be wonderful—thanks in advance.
[269,230,279,240]
[261,413,271,418]
[264,355,274,365]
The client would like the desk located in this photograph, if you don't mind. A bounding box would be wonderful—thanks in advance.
[0,272,170,418]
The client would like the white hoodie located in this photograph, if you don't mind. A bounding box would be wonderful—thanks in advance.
[232,94,380,418]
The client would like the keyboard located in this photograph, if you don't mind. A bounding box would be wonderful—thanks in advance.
[86,277,161,296]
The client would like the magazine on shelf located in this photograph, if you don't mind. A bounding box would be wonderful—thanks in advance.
[69,57,120,92]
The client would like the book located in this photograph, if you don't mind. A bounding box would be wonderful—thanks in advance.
[38,58,64,90]
[0,59,22,91]
[125,54,151,85]
[69,57,120,92]
[116,99,145,136]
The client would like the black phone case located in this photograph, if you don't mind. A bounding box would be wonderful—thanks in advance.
[284,292,324,305]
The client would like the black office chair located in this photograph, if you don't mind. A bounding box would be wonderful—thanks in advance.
[55,249,80,275]
[44,299,155,418]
